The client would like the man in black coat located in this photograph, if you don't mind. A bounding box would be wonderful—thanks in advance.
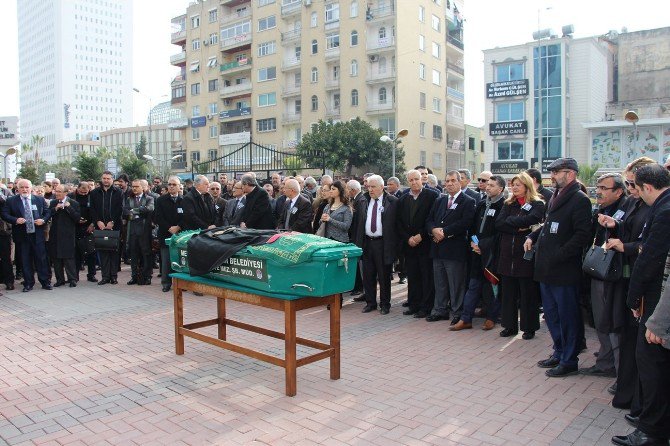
[612,164,670,446]
[90,171,124,285]
[208,181,227,226]
[69,182,97,282]
[527,168,553,203]
[277,178,313,233]
[223,181,245,226]
[396,170,439,318]
[182,175,217,231]
[123,180,155,285]
[154,177,184,292]
[525,158,592,378]
[48,185,81,287]
[425,170,476,324]
[238,173,275,230]
[347,179,366,297]
[354,175,398,315]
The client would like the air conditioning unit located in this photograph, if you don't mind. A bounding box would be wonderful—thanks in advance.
[369,55,379,62]
[224,99,232,105]
[203,40,209,46]
[304,0,312,6]
[207,114,214,119]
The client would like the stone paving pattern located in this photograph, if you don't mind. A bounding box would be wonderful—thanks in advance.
[0,267,635,445]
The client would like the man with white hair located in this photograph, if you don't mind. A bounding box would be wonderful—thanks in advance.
[277,178,313,233]
[426,174,439,190]
[320,175,333,188]
[347,179,365,296]
[154,176,184,292]
[303,176,318,199]
[354,174,398,315]
[182,175,216,231]
[237,173,275,229]
[1,179,52,292]
[208,181,227,226]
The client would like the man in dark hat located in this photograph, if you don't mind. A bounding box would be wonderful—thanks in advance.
[525,158,592,377]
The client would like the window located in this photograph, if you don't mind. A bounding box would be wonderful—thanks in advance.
[192,39,200,51]
[379,27,386,39]
[191,151,201,163]
[420,151,426,166]
[418,6,425,22]
[452,104,464,118]
[310,11,317,27]
[419,35,425,51]
[496,62,524,82]
[207,56,218,68]
[258,66,277,81]
[419,121,425,137]
[496,101,524,121]
[419,63,425,80]
[468,137,475,150]
[209,149,218,160]
[350,59,358,76]
[191,15,200,28]
[379,87,387,104]
[295,45,301,60]
[334,93,340,108]
[295,99,301,113]
[497,141,525,160]
[258,92,276,106]
[379,56,387,73]
[311,67,318,83]
[432,125,442,140]
[311,39,318,54]
[432,70,440,85]
[325,3,339,22]
[190,61,200,72]
[258,15,276,31]
[256,118,277,132]
[351,89,358,106]
[419,92,426,109]
[259,0,275,5]
[258,41,276,56]
[221,22,251,40]
[350,1,358,17]
[209,33,218,45]
[432,42,440,59]
[209,9,218,23]
[311,95,318,111]
[192,105,200,117]
[332,65,340,79]
[433,97,441,112]
[192,128,200,140]
[209,126,218,138]
[294,72,301,86]
[326,33,340,49]
[191,83,200,95]
[350,30,358,46]
[431,15,440,31]
[208,102,218,114]
[208,79,218,92]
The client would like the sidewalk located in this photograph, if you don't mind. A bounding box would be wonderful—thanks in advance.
[0,268,633,445]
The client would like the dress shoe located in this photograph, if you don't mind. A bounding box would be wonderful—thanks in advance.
[403,309,417,316]
[608,382,618,395]
[398,277,407,284]
[127,279,139,285]
[6,284,15,291]
[87,276,98,283]
[625,414,640,428]
[69,282,77,288]
[162,286,171,292]
[450,316,460,326]
[545,364,578,377]
[401,301,410,307]
[98,279,110,285]
[53,281,66,288]
[157,273,162,278]
[537,356,560,368]
[414,310,428,318]
[579,365,617,378]
[361,305,377,313]
[110,279,118,284]
[482,320,495,330]
[499,328,518,337]
[522,331,535,340]
[612,429,667,446]
[349,289,363,296]
[41,284,53,290]
[380,307,390,315]
[22,286,33,293]
[352,295,367,302]
[143,279,152,286]
[474,308,485,318]
[425,314,446,322]
[449,321,472,331]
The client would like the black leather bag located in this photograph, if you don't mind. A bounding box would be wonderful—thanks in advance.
[582,236,622,282]
[77,234,96,255]
[93,230,120,251]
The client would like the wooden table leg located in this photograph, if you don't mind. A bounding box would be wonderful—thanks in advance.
[217,297,226,341]
[174,282,184,355]
[330,294,341,380]
[284,300,297,397]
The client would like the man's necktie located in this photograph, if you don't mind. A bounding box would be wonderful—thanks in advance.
[23,196,35,234]
[447,196,454,209]
[371,199,378,233]
[284,201,292,229]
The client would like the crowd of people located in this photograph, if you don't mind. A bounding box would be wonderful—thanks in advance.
[1,156,669,445]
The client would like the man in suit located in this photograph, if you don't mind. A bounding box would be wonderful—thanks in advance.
[182,175,217,231]
[457,168,481,204]
[154,176,184,292]
[425,170,476,324]
[48,184,81,287]
[354,175,398,315]
[223,181,245,226]
[397,170,439,317]
[90,171,125,285]
[474,171,492,201]
[208,181,227,227]
[347,179,366,298]
[68,181,96,282]
[123,180,155,285]
[277,179,313,233]
[387,176,406,284]
[0,179,52,292]
[238,173,275,230]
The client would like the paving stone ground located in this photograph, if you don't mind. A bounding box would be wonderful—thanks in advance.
[0,266,634,445]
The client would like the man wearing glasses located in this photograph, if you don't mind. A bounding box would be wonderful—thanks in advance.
[222,181,245,226]
[153,177,184,292]
[524,158,592,377]
[474,171,492,201]
[208,181,227,226]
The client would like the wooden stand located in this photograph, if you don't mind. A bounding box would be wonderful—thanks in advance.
[172,276,341,396]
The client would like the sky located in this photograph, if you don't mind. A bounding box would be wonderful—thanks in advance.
[0,0,668,129]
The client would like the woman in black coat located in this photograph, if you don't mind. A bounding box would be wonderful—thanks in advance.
[495,172,546,339]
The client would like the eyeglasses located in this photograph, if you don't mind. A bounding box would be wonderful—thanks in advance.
[233,186,243,190]
[477,178,488,182]
[596,185,617,191]
[210,187,220,190]
[624,180,636,188]
[167,183,179,186]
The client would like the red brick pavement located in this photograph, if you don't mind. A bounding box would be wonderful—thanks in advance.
[0,268,624,445]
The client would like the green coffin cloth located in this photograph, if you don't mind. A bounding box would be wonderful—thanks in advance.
[246,233,344,266]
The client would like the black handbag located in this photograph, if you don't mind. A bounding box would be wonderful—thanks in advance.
[582,231,622,282]
[77,234,96,255]
[93,230,120,251]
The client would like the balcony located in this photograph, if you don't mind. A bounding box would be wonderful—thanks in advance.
[447,62,464,76]
[219,107,252,122]
[171,29,186,45]
[365,4,394,22]
[324,19,340,31]
[366,37,395,53]
[171,161,187,170]
[170,51,186,66]
[325,77,340,90]
[282,139,298,149]
[281,85,301,97]
[447,87,465,102]
[366,100,394,113]
[281,28,301,43]
[282,112,301,124]
[221,32,251,52]
[324,47,340,61]
[447,113,464,128]
[219,81,252,98]
[325,107,341,118]
[171,74,186,87]
[167,118,189,129]
[220,57,252,73]
[447,34,464,51]
[366,69,396,84]
[221,0,250,6]
[171,95,186,105]
[221,8,251,25]
[281,57,301,71]
[281,1,301,17]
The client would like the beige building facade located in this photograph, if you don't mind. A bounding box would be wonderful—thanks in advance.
[170,0,465,177]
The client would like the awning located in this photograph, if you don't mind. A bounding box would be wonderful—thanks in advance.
[190,62,200,72]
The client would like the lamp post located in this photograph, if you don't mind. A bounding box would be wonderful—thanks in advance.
[380,128,408,178]
[624,110,639,155]
[533,7,552,173]
[133,88,168,159]
[143,154,183,179]
[0,147,17,182]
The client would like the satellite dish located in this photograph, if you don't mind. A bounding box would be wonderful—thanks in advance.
[624,110,639,124]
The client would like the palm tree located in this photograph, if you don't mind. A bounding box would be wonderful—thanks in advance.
[21,135,45,175]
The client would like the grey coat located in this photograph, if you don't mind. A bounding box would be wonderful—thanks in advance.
[647,255,670,349]
[320,203,353,243]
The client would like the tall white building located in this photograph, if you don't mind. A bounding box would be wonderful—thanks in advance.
[17,0,133,164]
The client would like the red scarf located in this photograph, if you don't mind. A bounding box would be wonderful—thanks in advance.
[517,196,526,206]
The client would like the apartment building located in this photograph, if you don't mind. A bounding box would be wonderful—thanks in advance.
[169,0,465,176]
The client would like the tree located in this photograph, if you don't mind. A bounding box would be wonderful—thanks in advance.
[578,163,601,187]
[73,152,105,181]
[282,155,304,174]
[17,161,39,184]
[135,135,148,160]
